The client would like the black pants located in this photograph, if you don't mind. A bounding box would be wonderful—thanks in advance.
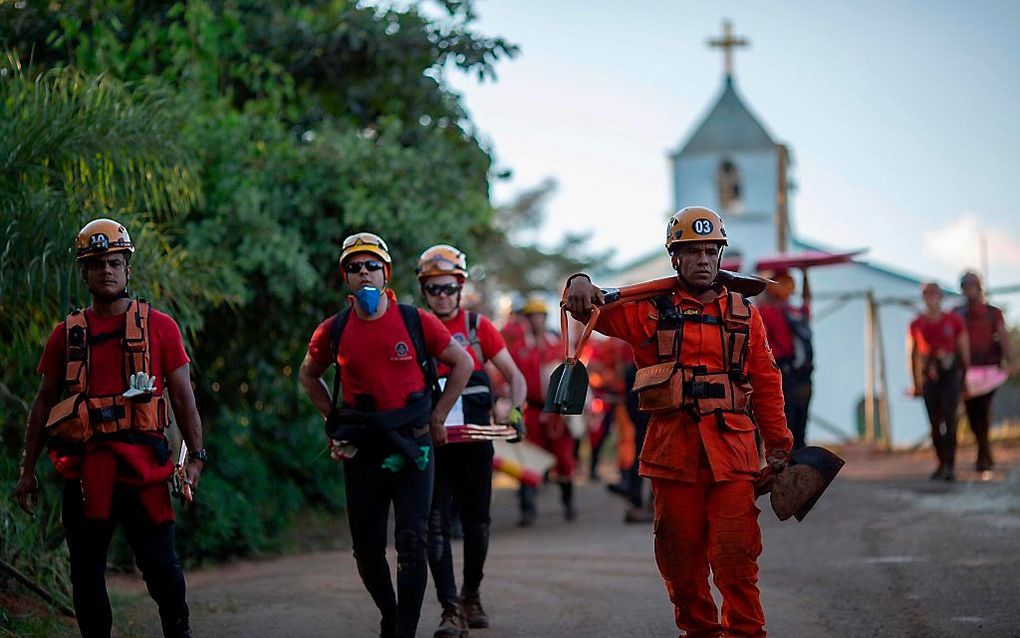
[923,369,962,471]
[62,481,188,638]
[781,373,813,451]
[964,390,996,469]
[343,441,434,638]
[428,441,494,611]
[589,408,614,476]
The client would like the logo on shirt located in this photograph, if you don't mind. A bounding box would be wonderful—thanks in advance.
[394,341,410,359]
[452,332,468,347]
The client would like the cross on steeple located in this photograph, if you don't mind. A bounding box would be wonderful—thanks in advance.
[708,19,749,78]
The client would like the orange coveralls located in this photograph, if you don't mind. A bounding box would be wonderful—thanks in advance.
[595,286,792,638]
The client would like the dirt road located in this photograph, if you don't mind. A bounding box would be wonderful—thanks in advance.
[113,442,1020,637]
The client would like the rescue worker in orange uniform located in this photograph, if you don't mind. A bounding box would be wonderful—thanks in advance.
[300,232,473,638]
[564,207,793,638]
[416,244,527,636]
[503,296,576,525]
[14,219,205,638]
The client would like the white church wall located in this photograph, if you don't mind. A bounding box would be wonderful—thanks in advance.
[675,149,778,268]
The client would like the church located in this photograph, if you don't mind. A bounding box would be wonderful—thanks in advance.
[608,22,932,448]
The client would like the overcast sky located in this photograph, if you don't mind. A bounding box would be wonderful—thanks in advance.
[444,0,1020,305]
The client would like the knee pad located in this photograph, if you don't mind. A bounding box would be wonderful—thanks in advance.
[462,522,490,544]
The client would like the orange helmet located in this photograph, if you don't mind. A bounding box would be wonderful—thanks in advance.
[417,244,468,281]
[665,206,728,251]
[75,218,134,261]
[339,232,392,277]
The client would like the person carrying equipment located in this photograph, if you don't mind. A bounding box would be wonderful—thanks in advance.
[955,271,1014,472]
[299,232,473,638]
[13,219,206,638]
[503,295,577,525]
[416,245,527,637]
[909,282,970,481]
[562,206,793,638]
[756,269,813,451]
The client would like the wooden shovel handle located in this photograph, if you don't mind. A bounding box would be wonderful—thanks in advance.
[559,304,602,363]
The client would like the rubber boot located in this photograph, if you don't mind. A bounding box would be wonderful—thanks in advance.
[560,481,576,521]
[518,484,537,527]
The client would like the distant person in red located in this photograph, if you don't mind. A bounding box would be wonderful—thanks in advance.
[909,282,970,481]
[503,295,576,525]
[757,269,813,450]
[954,271,1014,472]
[585,336,631,482]
[13,218,205,638]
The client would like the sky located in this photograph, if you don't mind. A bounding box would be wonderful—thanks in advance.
[441,0,1020,305]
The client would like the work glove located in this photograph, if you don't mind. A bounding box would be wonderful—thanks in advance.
[328,438,358,462]
[506,405,525,443]
[380,446,431,473]
[123,372,157,398]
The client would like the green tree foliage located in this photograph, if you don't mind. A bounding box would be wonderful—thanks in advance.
[1,0,519,584]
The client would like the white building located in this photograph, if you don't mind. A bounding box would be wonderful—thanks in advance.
[608,24,935,447]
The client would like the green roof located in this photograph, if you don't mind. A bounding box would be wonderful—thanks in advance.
[675,75,775,155]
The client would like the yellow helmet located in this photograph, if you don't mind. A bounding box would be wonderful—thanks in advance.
[75,218,134,261]
[417,244,468,281]
[339,232,392,277]
[665,206,728,251]
[520,295,549,315]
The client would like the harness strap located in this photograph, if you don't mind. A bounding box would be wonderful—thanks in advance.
[123,300,151,380]
[65,311,88,394]
[466,311,485,363]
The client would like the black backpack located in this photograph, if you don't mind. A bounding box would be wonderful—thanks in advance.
[326,304,441,412]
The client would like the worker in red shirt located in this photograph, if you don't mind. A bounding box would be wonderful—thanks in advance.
[504,296,576,525]
[299,232,473,638]
[955,271,1014,472]
[909,282,970,481]
[756,269,813,450]
[415,244,527,636]
[13,219,205,638]
[564,207,793,638]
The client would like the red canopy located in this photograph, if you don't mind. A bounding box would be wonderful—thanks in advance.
[755,249,866,271]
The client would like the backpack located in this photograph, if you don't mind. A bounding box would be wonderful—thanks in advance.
[326,303,441,412]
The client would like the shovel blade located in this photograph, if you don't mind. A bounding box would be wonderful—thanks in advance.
[543,362,590,415]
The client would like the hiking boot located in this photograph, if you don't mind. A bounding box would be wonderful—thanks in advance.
[434,607,468,637]
[460,590,489,629]
[624,505,653,524]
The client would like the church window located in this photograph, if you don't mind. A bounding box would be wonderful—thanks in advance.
[717,159,742,213]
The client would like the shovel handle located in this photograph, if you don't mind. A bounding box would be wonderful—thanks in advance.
[559,305,602,363]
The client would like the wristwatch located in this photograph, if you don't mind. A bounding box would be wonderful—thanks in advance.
[187,448,209,463]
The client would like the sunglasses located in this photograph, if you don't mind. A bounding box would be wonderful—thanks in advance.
[343,260,386,274]
[423,283,462,297]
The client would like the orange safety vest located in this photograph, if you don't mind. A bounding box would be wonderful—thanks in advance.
[632,291,753,419]
[45,299,169,446]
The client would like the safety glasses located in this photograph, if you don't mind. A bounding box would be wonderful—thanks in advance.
[423,283,462,297]
[342,233,389,252]
[343,260,386,274]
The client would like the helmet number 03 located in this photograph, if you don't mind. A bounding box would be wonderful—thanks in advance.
[693,218,714,235]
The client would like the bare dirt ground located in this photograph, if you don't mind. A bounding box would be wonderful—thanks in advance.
[111,441,1020,638]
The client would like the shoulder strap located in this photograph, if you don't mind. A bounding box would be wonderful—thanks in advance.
[466,311,485,363]
[123,299,151,381]
[65,310,88,394]
[724,293,751,379]
[327,308,353,410]
[399,304,441,397]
